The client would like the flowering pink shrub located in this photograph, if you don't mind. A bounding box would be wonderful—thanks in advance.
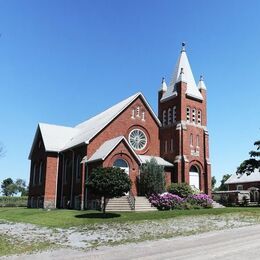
[149,193,213,210]
[149,193,184,210]
[186,194,213,208]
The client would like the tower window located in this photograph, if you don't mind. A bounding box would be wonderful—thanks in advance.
[198,110,202,125]
[173,106,177,123]
[165,140,168,153]
[190,133,193,146]
[192,108,196,123]
[186,107,190,122]
[163,110,167,126]
[168,108,172,125]
[196,135,199,147]
[170,138,173,152]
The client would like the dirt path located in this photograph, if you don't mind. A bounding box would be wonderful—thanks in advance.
[3,224,260,260]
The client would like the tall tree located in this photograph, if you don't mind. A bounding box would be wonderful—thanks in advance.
[211,176,217,190]
[140,158,165,195]
[217,174,232,191]
[1,178,14,196]
[237,140,260,175]
[87,167,131,214]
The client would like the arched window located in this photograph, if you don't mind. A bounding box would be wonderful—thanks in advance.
[173,106,177,123]
[198,110,202,125]
[170,138,173,152]
[192,108,196,123]
[196,135,199,147]
[38,161,43,185]
[190,133,193,146]
[142,111,145,121]
[136,106,140,117]
[163,110,167,126]
[165,140,168,153]
[186,107,190,122]
[32,163,37,186]
[76,155,82,181]
[113,159,128,168]
[64,159,71,184]
[168,108,172,125]
[131,109,135,119]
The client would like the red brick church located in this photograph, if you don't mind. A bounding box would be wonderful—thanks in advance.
[28,44,211,209]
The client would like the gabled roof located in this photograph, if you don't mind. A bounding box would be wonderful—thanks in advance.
[28,123,79,159]
[161,45,203,102]
[87,136,141,164]
[29,92,161,157]
[62,92,161,150]
[138,155,173,167]
[225,169,260,184]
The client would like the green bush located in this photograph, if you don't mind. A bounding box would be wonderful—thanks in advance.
[0,196,28,207]
[167,183,194,198]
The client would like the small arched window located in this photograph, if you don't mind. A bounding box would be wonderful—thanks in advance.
[165,140,168,153]
[198,110,202,125]
[38,161,43,185]
[196,135,199,147]
[113,159,128,168]
[76,155,82,180]
[163,110,167,126]
[186,107,190,122]
[136,106,140,117]
[142,111,145,121]
[190,133,193,146]
[168,108,172,125]
[32,163,37,186]
[192,108,196,123]
[131,109,135,119]
[172,106,177,123]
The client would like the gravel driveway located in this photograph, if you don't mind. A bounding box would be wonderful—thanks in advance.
[1,213,260,259]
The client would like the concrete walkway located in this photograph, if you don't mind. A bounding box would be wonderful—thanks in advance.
[3,224,260,260]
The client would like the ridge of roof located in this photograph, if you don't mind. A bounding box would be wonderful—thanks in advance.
[87,136,142,164]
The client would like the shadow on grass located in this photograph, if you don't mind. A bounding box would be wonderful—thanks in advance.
[75,212,121,219]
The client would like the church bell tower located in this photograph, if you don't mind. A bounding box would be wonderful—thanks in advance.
[158,43,211,195]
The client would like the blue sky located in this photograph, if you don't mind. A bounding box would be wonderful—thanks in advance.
[0,0,259,187]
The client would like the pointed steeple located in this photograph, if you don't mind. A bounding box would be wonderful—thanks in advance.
[159,77,167,92]
[198,75,207,90]
[161,43,203,101]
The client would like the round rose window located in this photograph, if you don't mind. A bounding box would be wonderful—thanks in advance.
[128,129,147,150]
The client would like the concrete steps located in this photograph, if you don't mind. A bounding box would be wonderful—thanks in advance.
[106,196,132,212]
[212,201,225,208]
[106,196,157,212]
[134,196,157,212]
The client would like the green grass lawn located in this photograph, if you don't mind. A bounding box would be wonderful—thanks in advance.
[1,207,260,228]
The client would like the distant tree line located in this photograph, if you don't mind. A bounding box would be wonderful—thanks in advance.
[1,178,28,196]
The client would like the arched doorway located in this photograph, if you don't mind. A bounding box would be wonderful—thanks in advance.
[189,165,200,190]
[113,159,130,195]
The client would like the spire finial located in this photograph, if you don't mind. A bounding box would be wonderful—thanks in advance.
[162,77,165,83]
[160,77,167,92]
[181,42,186,52]
[200,75,204,81]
